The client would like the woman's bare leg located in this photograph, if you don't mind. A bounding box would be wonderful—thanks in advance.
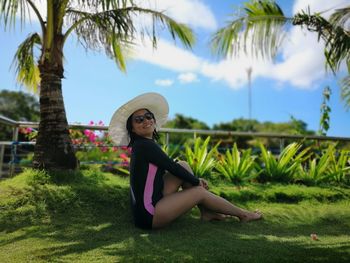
[163,161,226,221]
[153,186,262,229]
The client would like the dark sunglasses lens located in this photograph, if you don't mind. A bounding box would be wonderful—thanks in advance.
[134,116,144,123]
[134,113,153,123]
[144,113,153,120]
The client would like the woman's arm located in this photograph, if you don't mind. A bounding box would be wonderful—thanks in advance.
[140,140,200,186]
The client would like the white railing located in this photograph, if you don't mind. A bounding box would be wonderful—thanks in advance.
[1,115,350,177]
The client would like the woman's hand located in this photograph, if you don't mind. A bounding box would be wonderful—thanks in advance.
[199,178,209,190]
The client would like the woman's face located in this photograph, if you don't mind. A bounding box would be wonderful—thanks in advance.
[131,109,156,139]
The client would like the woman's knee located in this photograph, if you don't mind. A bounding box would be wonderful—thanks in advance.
[190,185,207,200]
[177,160,193,173]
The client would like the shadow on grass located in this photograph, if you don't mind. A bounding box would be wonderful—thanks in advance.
[1,170,350,262]
[22,214,350,263]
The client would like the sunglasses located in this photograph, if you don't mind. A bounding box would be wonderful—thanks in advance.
[133,112,154,124]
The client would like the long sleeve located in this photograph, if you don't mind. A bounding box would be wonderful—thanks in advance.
[137,139,200,186]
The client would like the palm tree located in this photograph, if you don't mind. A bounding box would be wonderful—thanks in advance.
[0,0,195,171]
[211,0,350,108]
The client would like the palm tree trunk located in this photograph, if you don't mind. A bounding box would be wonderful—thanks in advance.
[33,40,78,170]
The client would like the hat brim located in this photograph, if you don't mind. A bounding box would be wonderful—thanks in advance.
[108,92,169,146]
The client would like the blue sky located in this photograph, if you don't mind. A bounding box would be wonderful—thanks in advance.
[0,0,349,137]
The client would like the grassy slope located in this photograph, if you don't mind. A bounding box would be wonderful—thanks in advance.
[0,169,349,263]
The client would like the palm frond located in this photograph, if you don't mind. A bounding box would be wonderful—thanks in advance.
[0,0,28,27]
[340,75,350,110]
[211,18,244,58]
[65,7,135,71]
[293,8,350,73]
[0,0,45,31]
[329,6,350,34]
[11,32,42,93]
[211,0,288,60]
[64,4,194,71]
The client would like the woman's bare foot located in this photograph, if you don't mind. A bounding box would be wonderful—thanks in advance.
[201,210,228,221]
[239,210,263,222]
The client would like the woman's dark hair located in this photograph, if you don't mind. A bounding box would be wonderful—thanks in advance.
[126,109,160,146]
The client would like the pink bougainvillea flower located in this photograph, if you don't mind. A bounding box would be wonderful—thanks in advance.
[120,153,129,161]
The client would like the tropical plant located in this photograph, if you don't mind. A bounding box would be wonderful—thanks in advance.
[327,148,350,184]
[296,145,333,185]
[211,0,350,108]
[215,143,256,185]
[0,0,195,171]
[318,86,332,135]
[182,136,219,179]
[161,143,181,160]
[257,142,310,183]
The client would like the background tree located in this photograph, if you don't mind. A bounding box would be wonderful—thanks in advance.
[0,0,195,171]
[165,114,210,130]
[211,0,350,109]
[0,90,40,140]
[213,117,314,150]
[163,114,210,145]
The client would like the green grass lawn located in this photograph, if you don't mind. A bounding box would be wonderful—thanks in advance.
[0,169,349,262]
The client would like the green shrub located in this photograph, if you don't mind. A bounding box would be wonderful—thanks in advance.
[182,136,219,179]
[257,143,310,183]
[326,148,350,185]
[215,143,257,185]
[296,145,332,185]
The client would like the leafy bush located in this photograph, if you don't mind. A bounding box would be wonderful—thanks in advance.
[296,145,333,185]
[327,148,350,185]
[257,143,310,183]
[182,136,219,179]
[161,143,181,159]
[215,143,257,185]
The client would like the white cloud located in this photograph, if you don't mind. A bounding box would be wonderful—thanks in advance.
[23,0,217,31]
[293,0,349,18]
[198,0,348,90]
[22,0,345,91]
[200,59,258,89]
[131,0,349,91]
[155,79,174,87]
[178,72,199,84]
[133,37,203,72]
[136,0,217,30]
[270,26,326,88]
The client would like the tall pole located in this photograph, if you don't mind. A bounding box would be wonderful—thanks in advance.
[247,67,253,120]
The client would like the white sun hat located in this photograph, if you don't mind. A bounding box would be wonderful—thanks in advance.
[108,92,169,146]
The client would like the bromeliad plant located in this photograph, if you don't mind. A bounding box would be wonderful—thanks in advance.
[161,144,181,160]
[296,145,333,185]
[257,142,310,183]
[182,136,219,179]
[215,143,257,185]
[327,148,350,185]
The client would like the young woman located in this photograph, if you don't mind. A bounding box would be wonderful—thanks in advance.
[109,92,262,229]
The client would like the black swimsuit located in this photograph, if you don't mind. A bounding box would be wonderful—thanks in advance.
[129,136,200,229]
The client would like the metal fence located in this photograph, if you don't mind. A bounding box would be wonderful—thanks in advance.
[1,115,350,178]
